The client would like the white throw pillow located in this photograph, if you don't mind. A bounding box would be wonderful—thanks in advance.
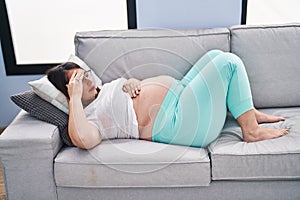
[28,55,102,114]
[29,76,69,113]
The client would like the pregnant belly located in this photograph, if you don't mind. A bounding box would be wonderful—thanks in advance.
[132,76,174,140]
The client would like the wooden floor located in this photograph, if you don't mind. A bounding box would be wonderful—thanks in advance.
[0,127,7,200]
[0,166,5,200]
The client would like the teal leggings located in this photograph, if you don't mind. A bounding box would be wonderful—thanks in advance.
[152,50,254,148]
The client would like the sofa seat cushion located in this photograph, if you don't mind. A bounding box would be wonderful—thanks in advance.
[209,107,300,181]
[54,139,211,188]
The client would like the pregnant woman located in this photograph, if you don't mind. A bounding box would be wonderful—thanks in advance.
[47,50,288,149]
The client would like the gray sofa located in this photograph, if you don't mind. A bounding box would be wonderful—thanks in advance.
[1,23,300,200]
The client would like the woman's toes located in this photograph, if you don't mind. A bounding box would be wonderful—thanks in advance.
[280,117,286,121]
[281,129,289,135]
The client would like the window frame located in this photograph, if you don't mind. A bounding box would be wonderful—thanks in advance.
[241,0,248,25]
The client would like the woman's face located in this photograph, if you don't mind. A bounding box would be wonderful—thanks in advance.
[66,68,98,104]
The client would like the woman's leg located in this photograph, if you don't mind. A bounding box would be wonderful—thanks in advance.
[176,51,287,147]
[219,54,288,141]
[181,49,223,87]
[173,52,242,147]
[184,50,286,124]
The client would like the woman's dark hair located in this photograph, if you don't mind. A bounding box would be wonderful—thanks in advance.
[46,62,80,99]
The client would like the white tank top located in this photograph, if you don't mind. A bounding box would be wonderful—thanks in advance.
[84,78,139,140]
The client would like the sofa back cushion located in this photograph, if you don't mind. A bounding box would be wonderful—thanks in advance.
[230,24,300,108]
[75,28,230,84]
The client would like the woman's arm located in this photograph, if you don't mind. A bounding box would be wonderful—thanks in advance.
[67,69,101,149]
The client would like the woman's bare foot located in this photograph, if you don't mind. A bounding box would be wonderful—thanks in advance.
[254,109,286,124]
[238,109,289,143]
[243,126,289,143]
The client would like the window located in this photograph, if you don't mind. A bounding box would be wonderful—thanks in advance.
[246,0,300,25]
[0,0,136,75]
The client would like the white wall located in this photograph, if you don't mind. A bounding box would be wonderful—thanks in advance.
[0,0,243,126]
[137,0,242,29]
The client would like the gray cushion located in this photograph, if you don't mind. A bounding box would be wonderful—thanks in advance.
[55,139,211,187]
[75,28,230,84]
[10,90,73,146]
[230,24,300,108]
[209,107,300,181]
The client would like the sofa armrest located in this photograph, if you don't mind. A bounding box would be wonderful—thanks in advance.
[0,110,63,200]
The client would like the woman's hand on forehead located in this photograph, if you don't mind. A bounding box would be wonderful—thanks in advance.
[66,69,85,99]
[66,68,85,83]
[75,69,85,80]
